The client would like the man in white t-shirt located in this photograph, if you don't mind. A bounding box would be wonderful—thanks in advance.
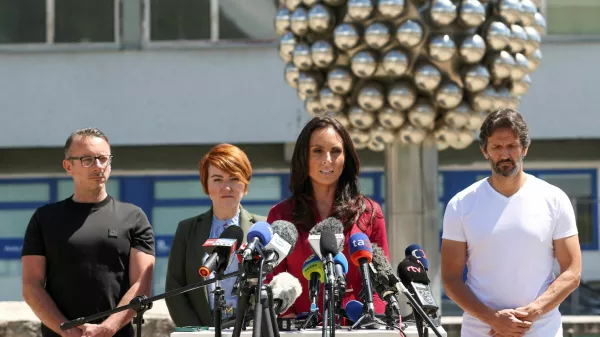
[441,108,582,337]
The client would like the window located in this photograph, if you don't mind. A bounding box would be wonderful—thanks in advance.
[0,0,46,43]
[57,179,120,200]
[538,173,595,246]
[148,0,277,42]
[54,0,116,43]
[547,0,600,35]
[0,0,118,44]
[0,183,49,202]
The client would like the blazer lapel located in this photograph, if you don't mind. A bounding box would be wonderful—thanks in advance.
[195,208,214,324]
[238,205,255,244]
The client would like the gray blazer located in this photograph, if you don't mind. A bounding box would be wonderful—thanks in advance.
[165,205,266,327]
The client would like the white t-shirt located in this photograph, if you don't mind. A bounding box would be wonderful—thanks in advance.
[442,174,578,337]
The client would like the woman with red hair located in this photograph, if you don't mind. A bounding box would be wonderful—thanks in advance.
[165,143,266,327]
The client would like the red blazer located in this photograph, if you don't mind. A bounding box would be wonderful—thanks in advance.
[266,197,390,317]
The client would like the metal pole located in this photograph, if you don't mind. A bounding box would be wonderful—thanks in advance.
[384,136,442,316]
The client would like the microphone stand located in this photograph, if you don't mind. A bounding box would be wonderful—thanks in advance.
[60,270,242,337]
[213,279,224,337]
[232,247,279,337]
[322,257,336,337]
[395,285,443,337]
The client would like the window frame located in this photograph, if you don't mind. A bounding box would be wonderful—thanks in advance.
[0,0,122,51]
[141,0,278,49]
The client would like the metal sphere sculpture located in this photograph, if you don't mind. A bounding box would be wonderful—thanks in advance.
[276,0,545,151]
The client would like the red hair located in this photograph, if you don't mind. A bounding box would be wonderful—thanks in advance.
[199,143,252,194]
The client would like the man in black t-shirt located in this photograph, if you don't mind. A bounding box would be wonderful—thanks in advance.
[21,128,155,337]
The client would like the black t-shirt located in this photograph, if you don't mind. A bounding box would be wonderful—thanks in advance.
[22,195,155,337]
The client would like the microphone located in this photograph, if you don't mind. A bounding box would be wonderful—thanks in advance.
[308,217,344,259]
[320,230,339,277]
[348,232,376,316]
[199,226,244,278]
[264,220,299,271]
[344,300,363,323]
[344,300,381,330]
[242,221,273,260]
[333,252,348,294]
[301,254,324,312]
[369,243,402,317]
[397,255,439,316]
[405,244,429,271]
[270,272,303,315]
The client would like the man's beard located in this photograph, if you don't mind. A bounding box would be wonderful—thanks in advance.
[490,156,523,177]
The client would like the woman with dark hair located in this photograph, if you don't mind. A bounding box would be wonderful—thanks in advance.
[267,116,390,316]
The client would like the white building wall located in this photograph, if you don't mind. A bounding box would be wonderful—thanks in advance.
[0,41,599,148]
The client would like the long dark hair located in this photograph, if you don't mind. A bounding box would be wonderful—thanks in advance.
[289,116,373,232]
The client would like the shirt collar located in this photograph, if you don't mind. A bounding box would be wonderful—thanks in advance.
[212,211,240,228]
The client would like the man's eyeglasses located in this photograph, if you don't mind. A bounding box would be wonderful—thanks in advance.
[67,155,113,168]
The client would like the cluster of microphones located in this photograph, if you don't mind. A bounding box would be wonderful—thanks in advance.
[196,218,442,337]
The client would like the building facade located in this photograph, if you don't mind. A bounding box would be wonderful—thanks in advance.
[0,0,599,314]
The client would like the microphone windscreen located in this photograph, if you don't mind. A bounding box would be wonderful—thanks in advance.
[397,256,430,286]
[270,272,303,314]
[334,252,348,274]
[348,233,373,266]
[271,220,299,249]
[370,243,395,283]
[405,244,429,271]
[302,254,324,282]
[221,225,244,249]
[310,217,344,251]
[247,221,273,245]
[319,230,339,257]
[345,300,364,323]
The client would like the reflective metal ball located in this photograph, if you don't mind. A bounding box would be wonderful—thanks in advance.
[370,124,397,143]
[382,49,409,76]
[430,0,457,26]
[292,42,313,70]
[311,40,336,68]
[396,20,424,48]
[378,0,405,19]
[305,96,324,116]
[378,106,405,129]
[459,0,485,27]
[443,102,471,128]
[486,21,511,51]
[347,0,374,22]
[290,7,309,36]
[351,50,378,78]
[460,34,486,63]
[499,0,521,25]
[414,64,442,92]
[308,4,334,33]
[284,62,300,88]
[279,32,297,62]
[429,34,456,62]
[511,74,532,96]
[436,82,463,109]
[387,81,416,111]
[463,64,490,92]
[348,128,371,147]
[327,67,354,95]
[357,83,385,111]
[365,22,391,50]
[408,98,436,129]
[275,8,291,36]
[333,23,361,51]
[319,87,345,112]
[297,72,322,98]
[490,50,516,80]
[348,106,376,129]
[511,53,530,81]
[398,123,427,144]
